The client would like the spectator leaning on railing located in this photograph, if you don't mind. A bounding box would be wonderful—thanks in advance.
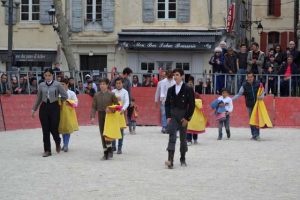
[224,47,238,94]
[279,55,298,97]
[236,43,248,90]
[247,42,265,75]
[0,73,11,95]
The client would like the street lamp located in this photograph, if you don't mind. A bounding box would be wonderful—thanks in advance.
[48,5,59,32]
[1,0,20,72]
[240,20,264,36]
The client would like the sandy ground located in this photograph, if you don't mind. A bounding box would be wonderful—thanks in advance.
[0,126,299,200]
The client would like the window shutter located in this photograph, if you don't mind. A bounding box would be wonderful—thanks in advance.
[40,0,53,25]
[102,0,115,32]
[274,0,281,17]
[177,0,190,23]
[260,32,268,53]
[5,4,17,25]
[71,0,83,32]
[143,0,154,23]
[280,31,288,50]
[288,32,295,42]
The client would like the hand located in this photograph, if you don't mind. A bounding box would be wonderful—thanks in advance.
[181,118,188,127]
[90,118,95,124]
[219,102,225,107]
[31,111,35,118]
[167,118,171,124]
[229,70,233,74]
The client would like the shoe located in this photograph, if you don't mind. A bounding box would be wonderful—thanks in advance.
[117,149,122,154]
[165,150,174,169]
[161,128,166,134]
[42,151,52,157]
[63,146,68,152]
[180,154,187,167]
[226,131,231,139]
[217,137,222,140]
[56,143,61,153]
[102,150,109,160]
[194,140,198,144]
[112,146,117,152]
[187,141,192,146]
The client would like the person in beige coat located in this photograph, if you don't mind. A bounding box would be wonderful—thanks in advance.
[247,42,265,75]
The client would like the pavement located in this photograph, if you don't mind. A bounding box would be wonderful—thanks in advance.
[0,126,299,200]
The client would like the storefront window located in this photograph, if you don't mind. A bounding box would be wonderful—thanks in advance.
[157,0,176,19]
[176,62,190,71]
[141,62,155,71]
[21,0,40,21]
[86,0,102,23]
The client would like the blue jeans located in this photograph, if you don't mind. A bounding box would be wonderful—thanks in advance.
[62,134,70,147]
[112,129,124,150]
[237,68,246,91]
[160,102,167,129]
[215,74,225,94]
[218,114,230,139]
[247,107,260,138]
[226,75,235,94]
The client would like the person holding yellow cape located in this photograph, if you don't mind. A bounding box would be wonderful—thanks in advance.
[111,77,129,154]
[232,71,264,140]
[58,78,79,152]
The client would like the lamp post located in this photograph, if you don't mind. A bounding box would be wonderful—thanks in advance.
[240,20,264,44]
[1,0,20,72]
[48,5,59,32]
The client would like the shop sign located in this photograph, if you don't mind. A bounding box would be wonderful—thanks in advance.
[119,42,213,50]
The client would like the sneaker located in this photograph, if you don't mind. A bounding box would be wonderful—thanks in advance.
[161,128,166,134]
[117,149,122,154]
[193,140,198,144]
[217,137,222,140]
[63,146,68,152]
[187,141,192,146]
[227,132,231,139]
[56,143,61,153]
[165,160,173,169]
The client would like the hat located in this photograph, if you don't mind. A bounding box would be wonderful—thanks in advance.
[85,74,91,80]
[214,47,222,52]
[220,41,227,46]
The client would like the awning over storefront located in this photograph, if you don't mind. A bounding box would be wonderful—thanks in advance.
[0,50,57,62]
[118,30,223,50]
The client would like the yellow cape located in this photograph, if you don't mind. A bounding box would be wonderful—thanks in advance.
[187,99,207,133]
[249,84,273,128]
[103,104,125,140]
[58,100,79,134]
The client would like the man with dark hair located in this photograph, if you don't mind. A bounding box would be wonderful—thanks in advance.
[164,68,195,169]
[237,44,248,89]
[247,42,265,75]
[232,71,264,140]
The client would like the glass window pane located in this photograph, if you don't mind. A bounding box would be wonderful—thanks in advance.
[96,0,102,4]
[169,3,176,10]
[148,63,155,71]
[32,0,39,4]
[86,6,93,13]
[96,14,102,21]
[21,0,29,4]
[169,11,176,18]
[158,11,165,18]
[21,5,29,12]
[21,13,29,20]
[32,13,39,20]
[86,14,93,21]
[96,6,102,12]
[32,5,39,12]
[176,63,182,69]
[183,63,190,71]
[158,0,165,2]
[158,3,165,10]
[87,0,93,5]
[141,63,147,71]
[169,0,176,2]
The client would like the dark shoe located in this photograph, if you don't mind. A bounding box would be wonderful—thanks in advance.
[226,131,231,139]
[165,150,174,169]
[102,150,109,160]
[217,137,222,140]
[180,153,187,167]
[161,128,166,134]
[42,151,52,157]
[108,147,113,158]
[112,146,117,152]
[56,143,61,153]
[117,149,122,154]
[63,146,68,152]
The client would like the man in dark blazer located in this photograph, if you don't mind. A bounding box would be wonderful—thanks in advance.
[164,68,195,169]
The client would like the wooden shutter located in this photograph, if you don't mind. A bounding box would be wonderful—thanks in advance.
[71,0,83,32]
[177,0,190,23]
[40,0,53,24]
[142,0,155,23]
[288,32,295,42]
[102,0,115,32]
[280,32,288,50]
[274,0,281,17]
[260,32,268,53]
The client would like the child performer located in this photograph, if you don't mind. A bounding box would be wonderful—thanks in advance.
[112,77,129,154]
[58,78,79,152]
[127,98,138,135]
[90,78,119,160]
[187,93,207,144]
[211,88,233,140]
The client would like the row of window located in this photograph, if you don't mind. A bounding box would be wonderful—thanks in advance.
[141,62,190,72]
[15,0,283,22]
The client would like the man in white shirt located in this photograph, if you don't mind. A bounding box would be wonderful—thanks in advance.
[154,71,167,133]
[112,77,129,154]
[158,70,175,133]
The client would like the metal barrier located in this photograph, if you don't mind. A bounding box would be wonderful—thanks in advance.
[0,70,300,97]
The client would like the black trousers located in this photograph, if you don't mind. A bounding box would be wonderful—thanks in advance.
[39,101,61,152]
[166,108,188,154]
[98,111,107,149]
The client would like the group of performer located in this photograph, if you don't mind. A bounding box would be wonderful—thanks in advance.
[32,68,271,169]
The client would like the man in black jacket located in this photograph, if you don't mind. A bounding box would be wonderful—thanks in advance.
[232,71,264,140]
[164,68,195,169]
